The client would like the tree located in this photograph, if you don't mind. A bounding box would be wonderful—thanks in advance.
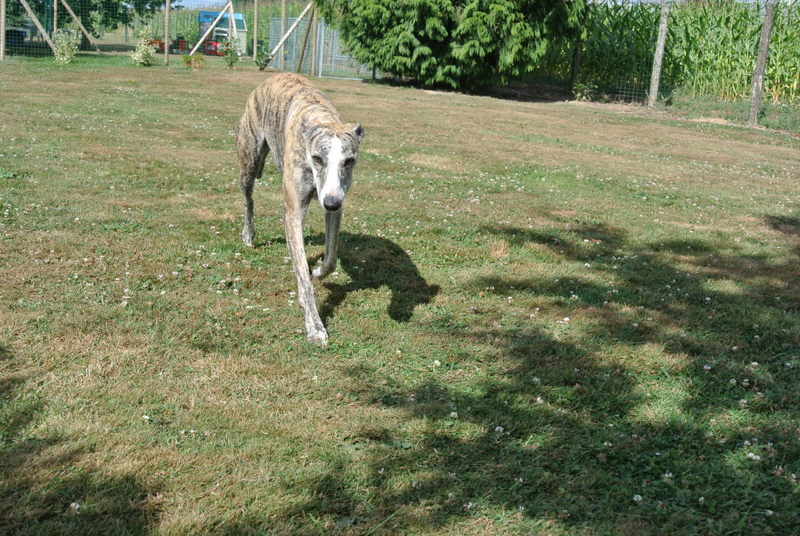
[316,0,585,91]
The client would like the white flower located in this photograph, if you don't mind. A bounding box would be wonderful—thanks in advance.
[633,494,643,504]
[494,426,505,434]
[747,452,761,461]
[449,411,458,419]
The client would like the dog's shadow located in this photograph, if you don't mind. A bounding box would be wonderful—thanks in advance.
[307,232,440,324]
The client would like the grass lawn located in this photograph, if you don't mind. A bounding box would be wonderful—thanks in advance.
[1,54,799,535]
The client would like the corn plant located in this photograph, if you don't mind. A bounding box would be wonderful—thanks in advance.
[536,0,799,104]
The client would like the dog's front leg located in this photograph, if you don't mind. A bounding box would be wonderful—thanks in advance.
[284,200,328,344]
[312,209,341,279]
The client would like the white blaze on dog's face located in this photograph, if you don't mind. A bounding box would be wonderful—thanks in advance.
[305,123,365,212]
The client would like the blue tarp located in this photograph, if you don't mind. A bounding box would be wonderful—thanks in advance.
[198,11,246,31]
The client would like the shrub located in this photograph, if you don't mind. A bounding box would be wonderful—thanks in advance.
[183,54,205,69]
[53,28,80,65]
[254,44,272,71]
[573,81,597,102]
[317,0,585,91]
[221,39,240,69]
[131,27,157,67]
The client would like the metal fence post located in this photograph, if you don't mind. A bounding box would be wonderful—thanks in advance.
[280,0,286,69]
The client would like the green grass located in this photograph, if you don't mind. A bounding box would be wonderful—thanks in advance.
[1,55,799,535]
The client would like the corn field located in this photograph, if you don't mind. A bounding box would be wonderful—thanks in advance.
[538,0,800,103]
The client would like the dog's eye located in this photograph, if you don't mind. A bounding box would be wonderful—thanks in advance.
[312,155,324,166]
[344,157,356,167]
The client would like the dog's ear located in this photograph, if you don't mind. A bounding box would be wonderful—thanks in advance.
[300,119,313,138]
[352,123,365,141]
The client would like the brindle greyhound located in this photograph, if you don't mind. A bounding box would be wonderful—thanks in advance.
[236,73,364,344]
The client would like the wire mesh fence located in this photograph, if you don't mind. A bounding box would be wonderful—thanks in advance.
[267,16,372,79]
[0,0,371,78]
[534,0,799,105]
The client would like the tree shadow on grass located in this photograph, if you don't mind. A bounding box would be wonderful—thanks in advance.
[258,215,799,534]
[0,343,161,536]
[305,232,440,324]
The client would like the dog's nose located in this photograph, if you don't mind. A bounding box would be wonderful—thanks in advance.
[323,196,342,212]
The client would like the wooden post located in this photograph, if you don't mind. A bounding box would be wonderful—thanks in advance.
[295,6,313,73]
[310,8,318,76]
[18,0,56,52]
[269,2,312,61]
[59,0,101,52]
[279,0,286,69]
[647,0,670,108]
[570,6,588,91]
[164,0,170,65]
[749,0,776,127]
[252,0,258,60]
[188,2,231,56]
[0,0,6,61]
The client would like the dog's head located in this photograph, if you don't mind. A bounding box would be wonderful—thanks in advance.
[302,121,365,212]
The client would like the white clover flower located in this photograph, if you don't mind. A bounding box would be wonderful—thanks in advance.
[633,494,643,504]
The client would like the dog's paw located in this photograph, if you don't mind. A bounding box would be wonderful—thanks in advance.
[307,329,329,346]
[311,265,327,279]
[241,228,255,247]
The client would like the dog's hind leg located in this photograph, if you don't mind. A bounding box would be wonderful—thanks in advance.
[238,137,268,247]
[312,209,341,279]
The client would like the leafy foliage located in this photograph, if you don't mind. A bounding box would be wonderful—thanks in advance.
[52,28,81,65]
[536,0,800,104]
[131,26,157,66]
[182,53,205,69]
[254,44,273,71]
[221,39,241,69]
[317,0,584,90]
